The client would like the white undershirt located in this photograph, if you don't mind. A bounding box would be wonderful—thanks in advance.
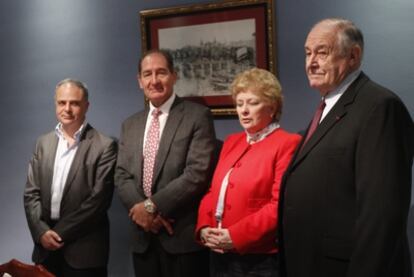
[320,69,361,122]
[50,122,86,220]
[143,93,176,149]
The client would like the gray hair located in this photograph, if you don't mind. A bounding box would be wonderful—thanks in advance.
[313,18,364,58]
[55,78,89,101]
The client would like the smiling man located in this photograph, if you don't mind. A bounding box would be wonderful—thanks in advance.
[115,49,216,277]
[24,79,117,277]
[279,18,414,277]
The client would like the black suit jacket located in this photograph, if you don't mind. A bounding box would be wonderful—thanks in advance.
[279,73,414,277]
[24,124,117,268]
[115,97,216,254]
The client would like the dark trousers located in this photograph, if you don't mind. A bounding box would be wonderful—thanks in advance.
[132,238,209,277]
[41,250,107,277]
[210,252,279,277]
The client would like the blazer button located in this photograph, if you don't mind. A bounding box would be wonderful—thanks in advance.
[229,183,234,189]
[235,162,241,168]
[226,204,231,210]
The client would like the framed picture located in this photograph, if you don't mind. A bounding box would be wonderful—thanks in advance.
[140,0,275,116]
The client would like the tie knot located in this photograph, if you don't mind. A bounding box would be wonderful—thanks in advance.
[319,98,326,110]
[152,108,162,117]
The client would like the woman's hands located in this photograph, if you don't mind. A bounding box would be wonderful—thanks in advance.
[200,227,234,253]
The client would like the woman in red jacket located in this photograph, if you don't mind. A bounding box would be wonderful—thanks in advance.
[196,68,301,276]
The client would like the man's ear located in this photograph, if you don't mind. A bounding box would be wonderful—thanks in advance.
[349,45,362,68]
[137,74,143,89]
[171,71,178,84]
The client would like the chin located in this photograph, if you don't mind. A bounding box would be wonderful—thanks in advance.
[310,82,325,91]
[246,127,260,134]
[60,120,73,125]
[241,124,251,131]
[309,79,320,86]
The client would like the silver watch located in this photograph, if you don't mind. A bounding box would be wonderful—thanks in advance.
[144,199,157,214]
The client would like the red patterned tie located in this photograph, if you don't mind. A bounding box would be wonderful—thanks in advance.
[143,108,161,197]
[300,98,326,151]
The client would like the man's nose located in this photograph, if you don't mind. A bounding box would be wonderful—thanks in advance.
[307,54,318,67]
[151,73,159,84]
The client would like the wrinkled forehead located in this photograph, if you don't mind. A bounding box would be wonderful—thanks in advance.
[305,24,338,48]
[141,53,169,69]
[55,84,86,101]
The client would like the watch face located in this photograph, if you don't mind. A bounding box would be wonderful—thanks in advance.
[145,200,156,213]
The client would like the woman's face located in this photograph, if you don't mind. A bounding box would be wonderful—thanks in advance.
[235,90,275,134]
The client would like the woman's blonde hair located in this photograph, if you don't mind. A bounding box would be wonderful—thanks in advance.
[230,68,283,121]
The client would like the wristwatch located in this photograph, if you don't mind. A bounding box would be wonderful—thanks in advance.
[144,198,157,214]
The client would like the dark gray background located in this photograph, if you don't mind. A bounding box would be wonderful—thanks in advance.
[0,1,412,276]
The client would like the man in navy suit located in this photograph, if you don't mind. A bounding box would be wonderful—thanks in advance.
[279,18,414,277]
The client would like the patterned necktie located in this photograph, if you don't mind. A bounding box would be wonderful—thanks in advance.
[300,98,326,151]
[143,108,162,197]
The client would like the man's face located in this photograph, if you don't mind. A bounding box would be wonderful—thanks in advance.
[305,24,357,95]
[138,53,177,107]
[55,84,89,131]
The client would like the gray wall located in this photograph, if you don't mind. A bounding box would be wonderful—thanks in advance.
[0,1,412,276]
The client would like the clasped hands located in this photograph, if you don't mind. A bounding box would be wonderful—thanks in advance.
[129,202,174,235]
[40,230,64,251]
[200,227,234,254]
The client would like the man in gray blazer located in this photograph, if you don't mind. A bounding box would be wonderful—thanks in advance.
[115,49,216,277]
[279,18,414,277]
[24,79,117,277]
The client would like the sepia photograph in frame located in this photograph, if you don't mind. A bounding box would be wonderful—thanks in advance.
[140,0,275,116]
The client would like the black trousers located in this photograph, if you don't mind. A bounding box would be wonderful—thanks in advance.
[41,250,107,277]
[132,237,209,277]
[210,252,279,277]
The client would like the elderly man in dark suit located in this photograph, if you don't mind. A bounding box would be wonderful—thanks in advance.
[279,18,414,277]
[115,49,216,277]
[24,79,117,277]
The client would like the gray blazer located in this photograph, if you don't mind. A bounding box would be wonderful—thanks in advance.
[115,97,216,254]
[24,124,117,268]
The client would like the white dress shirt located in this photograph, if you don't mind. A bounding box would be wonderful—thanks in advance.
[50,122,86,220]
[143,93,176,149]
[320,69,361,122]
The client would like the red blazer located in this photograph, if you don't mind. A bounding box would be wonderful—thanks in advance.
[196,128,300,254]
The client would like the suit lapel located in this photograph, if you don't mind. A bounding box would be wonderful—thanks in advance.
[296,104,347,159]
[293,73,368,167]
[61,125,93,198]
[135,111,148,185]
[43,134,59,207]
[222,137,251,171]
[152,97,184,185]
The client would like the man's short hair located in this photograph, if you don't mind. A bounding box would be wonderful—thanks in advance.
[55,78,89,101]
[313,18,364,58]
[138,49,175,75]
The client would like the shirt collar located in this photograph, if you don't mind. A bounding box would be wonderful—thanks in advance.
[149,93,176,116]
[55,121,88,142]
[246,122,280,144]
[325,69,361,101]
